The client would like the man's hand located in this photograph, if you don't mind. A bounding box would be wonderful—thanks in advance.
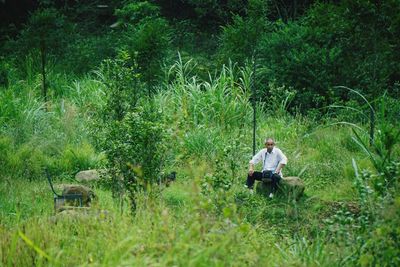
[248,163,255,176]
[248,169,254,176]
[248,162,257,176]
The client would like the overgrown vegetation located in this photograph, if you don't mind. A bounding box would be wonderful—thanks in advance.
[0,0,399,266]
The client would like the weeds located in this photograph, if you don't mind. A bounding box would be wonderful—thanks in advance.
[1,55,399,266]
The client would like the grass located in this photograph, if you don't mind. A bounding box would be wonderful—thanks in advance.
[0,176,353,266]
[0,58,398,266]
[0,120,369,266]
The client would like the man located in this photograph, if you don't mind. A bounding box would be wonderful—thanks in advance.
[246,138,287,198]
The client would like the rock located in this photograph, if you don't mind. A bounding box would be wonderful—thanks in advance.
[53,184,97,212]
[256,176,305,200]
[62,184,96,206]
[75,169,101,183]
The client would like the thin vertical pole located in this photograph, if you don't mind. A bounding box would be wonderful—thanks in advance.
[251,54,257,156]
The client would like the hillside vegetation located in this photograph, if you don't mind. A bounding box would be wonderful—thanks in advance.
[0,1,399,266]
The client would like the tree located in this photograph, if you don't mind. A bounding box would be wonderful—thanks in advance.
[115,1,172,95]
[96,53,168,212]
[19,8,67,106]
[218,0,271,66]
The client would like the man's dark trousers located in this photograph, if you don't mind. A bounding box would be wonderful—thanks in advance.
[246,171,281,193]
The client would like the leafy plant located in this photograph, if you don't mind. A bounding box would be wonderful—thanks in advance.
[265,81,296,115]
[101,106,168,212]
[115,1,161,25]
[327,87,400,195]
[96,53,168,212]
[96,51,143,121]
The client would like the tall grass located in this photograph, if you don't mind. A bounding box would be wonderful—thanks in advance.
[0,70,103,180]
[1,55,399,266]
[157,56,256,130]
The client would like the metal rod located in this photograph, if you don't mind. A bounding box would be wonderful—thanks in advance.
[251,53,257,156]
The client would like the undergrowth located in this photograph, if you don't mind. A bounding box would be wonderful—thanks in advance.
[0,57,399,266]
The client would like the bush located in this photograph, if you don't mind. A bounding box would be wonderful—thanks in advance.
[256,1,400,111]
[258,19,342,111]
[97,54,169,211]
[123,18,172,87]
[55,142,101,176]
[218,0,270,65]
[9,143,47,181]
[358,194,400,267]
[96,52,144,121]
[102,106,168,211]
[115,1,161,25]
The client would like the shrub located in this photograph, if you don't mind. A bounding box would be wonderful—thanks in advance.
[62,34,118,74]
[102,106,168,211]
[96,51,144,121]
[123,18,172,87]
[9,143,47,181]
[256,1,400,112]
[56,142,101,175]
[218,0,270,66]
[96,54,168,211]
[115,1,161,25]
[358,193,400,267]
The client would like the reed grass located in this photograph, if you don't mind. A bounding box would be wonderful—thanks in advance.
[1,56,399,266]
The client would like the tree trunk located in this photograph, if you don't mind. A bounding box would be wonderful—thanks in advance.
[40,37,47,110]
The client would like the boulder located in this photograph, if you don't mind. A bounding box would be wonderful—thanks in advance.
[53,184,97,212]
[62,184,96,206]
[75,169,101,183]
[256,176,305,200]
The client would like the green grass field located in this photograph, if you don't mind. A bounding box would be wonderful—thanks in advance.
[0,63,399,266]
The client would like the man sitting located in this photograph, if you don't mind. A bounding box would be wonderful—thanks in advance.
[246,138,287,198]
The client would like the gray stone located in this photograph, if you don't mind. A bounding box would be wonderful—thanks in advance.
[256,176,305,200]
[75,169,101,183]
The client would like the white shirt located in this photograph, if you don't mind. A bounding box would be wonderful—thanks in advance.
[249,147,287,174]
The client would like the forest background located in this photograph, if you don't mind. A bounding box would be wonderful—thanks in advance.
[0,0,399,266]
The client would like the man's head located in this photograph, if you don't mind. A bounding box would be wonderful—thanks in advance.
[264,138,275,153]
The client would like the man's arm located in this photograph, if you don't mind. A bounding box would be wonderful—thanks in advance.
[274,149,287,174]
[274,163,286,174]
[249,150,263,175]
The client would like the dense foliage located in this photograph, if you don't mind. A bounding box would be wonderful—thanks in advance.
[0,0,399,266]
